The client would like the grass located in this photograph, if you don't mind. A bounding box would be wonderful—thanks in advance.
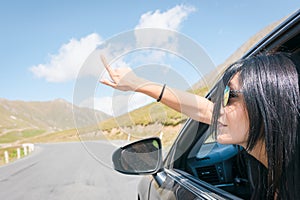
[0,129,45,143]
[22,129,80,143]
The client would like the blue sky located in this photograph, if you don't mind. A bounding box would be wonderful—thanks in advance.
[0,0,299,115]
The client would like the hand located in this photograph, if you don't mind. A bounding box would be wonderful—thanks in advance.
[100,55,146,91]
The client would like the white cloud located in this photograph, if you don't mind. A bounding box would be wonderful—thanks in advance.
[91,96,113,116]
[30,33,102,82]
[29,5,195,83]
[79,96,113,116]
[135,4,196,30]
[80,93,154,116]
[134,5,196,57]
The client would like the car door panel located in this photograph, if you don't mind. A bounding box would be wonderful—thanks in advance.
[147,169,241,200]
[148,170,201,200]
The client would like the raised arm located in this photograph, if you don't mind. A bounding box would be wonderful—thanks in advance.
[100,55,213,124]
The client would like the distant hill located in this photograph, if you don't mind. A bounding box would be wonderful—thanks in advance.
[0,98,110,139]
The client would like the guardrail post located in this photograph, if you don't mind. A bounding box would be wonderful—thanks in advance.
[17,148,21,159]
[4,151,9,164]
[28,144,34,153]
[23,145,28,156]
[127,134,131,141]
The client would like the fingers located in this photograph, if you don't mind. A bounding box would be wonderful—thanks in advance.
[100,54,114,74]
[100,78,117,88]
[101,54,118,85]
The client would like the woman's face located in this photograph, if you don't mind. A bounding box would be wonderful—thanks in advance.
[217,73,250,148]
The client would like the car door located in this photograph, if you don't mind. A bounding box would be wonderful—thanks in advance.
[146,119,246,200]
[147,169,242,200]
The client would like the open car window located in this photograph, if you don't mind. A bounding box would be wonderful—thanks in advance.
[171,10,300,199]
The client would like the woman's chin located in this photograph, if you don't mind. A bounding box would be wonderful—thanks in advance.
[216,134,232,144]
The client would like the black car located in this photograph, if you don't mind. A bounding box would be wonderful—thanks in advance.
[112,9,300,200]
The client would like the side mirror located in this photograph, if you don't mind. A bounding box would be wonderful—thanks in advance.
[112,137,163,175]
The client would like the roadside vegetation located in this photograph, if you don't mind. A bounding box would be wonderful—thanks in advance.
[0,145,25,166]
[0,129,45,143]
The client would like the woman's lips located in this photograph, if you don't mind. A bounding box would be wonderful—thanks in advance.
[217,121,227,134]
[218,121,227,128]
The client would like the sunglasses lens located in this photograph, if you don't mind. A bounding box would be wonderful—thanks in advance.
[223,85,230,107]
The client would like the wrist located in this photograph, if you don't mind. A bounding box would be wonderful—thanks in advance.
[135,82,166,102]
[157,84,166,102]
[133,78,152,92]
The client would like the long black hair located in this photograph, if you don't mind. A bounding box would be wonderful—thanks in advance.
[211,52,300,199]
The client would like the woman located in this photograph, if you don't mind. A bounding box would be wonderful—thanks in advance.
[211,53,300,199]
[100,52,300,199]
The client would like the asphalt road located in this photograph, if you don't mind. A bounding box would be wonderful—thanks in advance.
[0,141,142,200]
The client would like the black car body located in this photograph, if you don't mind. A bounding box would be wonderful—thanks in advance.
[112,9,300,200]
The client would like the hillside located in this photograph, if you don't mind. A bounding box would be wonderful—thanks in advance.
[0,98,110,144]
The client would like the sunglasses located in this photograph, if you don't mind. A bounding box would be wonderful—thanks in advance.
[223,85,243,107]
